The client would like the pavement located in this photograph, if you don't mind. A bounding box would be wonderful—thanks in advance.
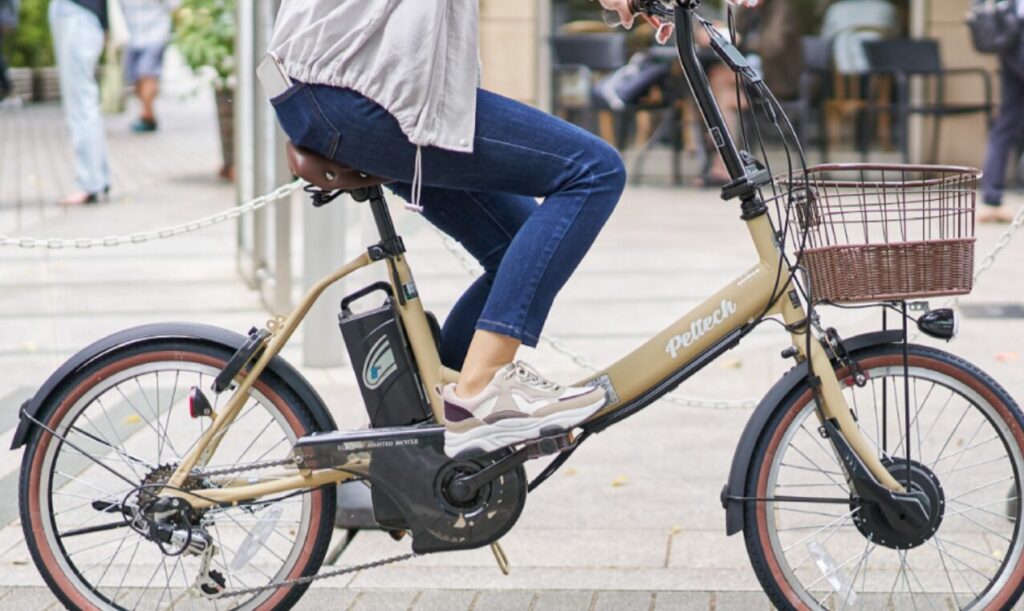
[1,78,1024,610]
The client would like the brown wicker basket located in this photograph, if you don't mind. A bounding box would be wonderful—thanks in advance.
[779,164,979,304]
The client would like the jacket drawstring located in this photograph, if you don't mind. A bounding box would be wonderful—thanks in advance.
[406,146,425,213]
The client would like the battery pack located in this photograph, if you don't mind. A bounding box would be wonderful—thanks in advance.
[338,282,433,428]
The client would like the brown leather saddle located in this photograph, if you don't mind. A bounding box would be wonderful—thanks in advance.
[286,141,390,193]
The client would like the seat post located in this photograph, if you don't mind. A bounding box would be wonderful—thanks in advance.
[365,186,400,246]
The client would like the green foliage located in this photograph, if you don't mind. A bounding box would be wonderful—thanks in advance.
[174,0,235,89]
[2,0,55,68]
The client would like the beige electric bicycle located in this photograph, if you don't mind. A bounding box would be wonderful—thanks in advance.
[13,1,1024,609]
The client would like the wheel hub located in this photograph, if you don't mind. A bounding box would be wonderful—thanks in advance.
[129,464,216,556]
[852,458,944,550]
[139,463,212,518]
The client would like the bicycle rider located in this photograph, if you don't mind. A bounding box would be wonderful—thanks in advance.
[267,1,701,456]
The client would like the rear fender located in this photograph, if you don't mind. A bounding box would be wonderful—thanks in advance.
[11,322,338,450]
[721,330,904,535]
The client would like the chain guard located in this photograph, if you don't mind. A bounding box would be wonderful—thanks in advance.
[294,425,527,554]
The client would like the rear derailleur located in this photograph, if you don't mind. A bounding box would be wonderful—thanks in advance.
[126,493,226,597]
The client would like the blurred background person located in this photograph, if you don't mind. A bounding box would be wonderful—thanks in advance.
[49,0,110,205]
[699,0,799,187]
[0,0,17,101]
[121,0,178,132]
[980,0,1024,223]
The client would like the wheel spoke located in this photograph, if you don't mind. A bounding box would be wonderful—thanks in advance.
[839,537,873,611]
[30,357,318,609]
[940,454,1011,478]
[929,402,974,470]
[945,496,1018,522]
[761,355,1024,610]
[946,475,1015,504]
[931,536,988,589]
[781,507,860,554]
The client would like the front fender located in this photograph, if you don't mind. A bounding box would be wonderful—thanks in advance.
[721,330,904,535]
[11,322,338,450]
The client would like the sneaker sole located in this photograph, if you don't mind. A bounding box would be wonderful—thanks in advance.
[443,397,605,458]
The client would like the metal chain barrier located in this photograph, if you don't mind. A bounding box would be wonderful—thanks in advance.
[1,180,1020,408]
[973,204,1024,285]
[0,181,303,250]
[433,227,758,410]
[434,203,1024,410]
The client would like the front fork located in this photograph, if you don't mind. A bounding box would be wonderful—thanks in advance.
[780,298,935,528]
[768,231,905,494]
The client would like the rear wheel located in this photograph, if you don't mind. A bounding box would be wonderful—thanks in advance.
[19,339,336,610]
[744,344,1024,610]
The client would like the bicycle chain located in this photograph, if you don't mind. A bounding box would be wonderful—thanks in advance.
[184,456,417,600]
[195,457,297,478]
[215,552,418,600]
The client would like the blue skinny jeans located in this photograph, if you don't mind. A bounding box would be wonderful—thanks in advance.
[273,84,626,370]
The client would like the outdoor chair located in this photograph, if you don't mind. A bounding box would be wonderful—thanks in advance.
[551,32,628,145]
[727,40,820,170]
[791,36,836,163]
[862,38,994,164]
[626,46,693,186]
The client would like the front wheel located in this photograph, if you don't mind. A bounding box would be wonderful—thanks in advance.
[19,339,336,610]
[744,343,1024,610]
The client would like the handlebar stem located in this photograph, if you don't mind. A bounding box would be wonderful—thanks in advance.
[673,2,769,219]
[673,3,744,181]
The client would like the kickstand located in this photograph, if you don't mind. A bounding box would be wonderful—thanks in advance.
[490,542,510,575]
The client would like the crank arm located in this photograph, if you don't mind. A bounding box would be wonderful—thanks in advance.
[448,432,576,504]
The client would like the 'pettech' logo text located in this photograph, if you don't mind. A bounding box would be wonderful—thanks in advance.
[665,300,738,359]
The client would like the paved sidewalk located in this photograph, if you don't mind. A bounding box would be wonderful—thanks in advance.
[1,85,1023,609]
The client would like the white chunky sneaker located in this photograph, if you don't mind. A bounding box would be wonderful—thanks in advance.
[442,361,607,457]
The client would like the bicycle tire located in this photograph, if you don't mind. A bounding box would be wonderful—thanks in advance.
[19,339,336,610]
[743,343,1024,610]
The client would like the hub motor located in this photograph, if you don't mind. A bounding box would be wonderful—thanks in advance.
[852,458,945,550]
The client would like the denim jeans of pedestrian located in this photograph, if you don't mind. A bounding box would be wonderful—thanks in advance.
[0,30,10,96]
[982,40,1024,206]
[49,0,110,194]
[273,84,626,370]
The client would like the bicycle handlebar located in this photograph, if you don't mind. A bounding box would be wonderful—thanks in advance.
[601,0,767,194]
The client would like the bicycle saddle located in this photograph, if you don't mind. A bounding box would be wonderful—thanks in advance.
[286,141,390,192]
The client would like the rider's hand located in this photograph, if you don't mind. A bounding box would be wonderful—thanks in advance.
[598,0,635,29]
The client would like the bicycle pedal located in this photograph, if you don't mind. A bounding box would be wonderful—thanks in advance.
[525,431,576,459]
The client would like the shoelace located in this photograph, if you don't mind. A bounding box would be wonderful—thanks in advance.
[506,361,562,392]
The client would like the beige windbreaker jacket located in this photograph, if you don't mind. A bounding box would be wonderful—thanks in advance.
[269,0,480,155]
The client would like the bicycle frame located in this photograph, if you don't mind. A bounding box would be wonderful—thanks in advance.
[164,0,904,509]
